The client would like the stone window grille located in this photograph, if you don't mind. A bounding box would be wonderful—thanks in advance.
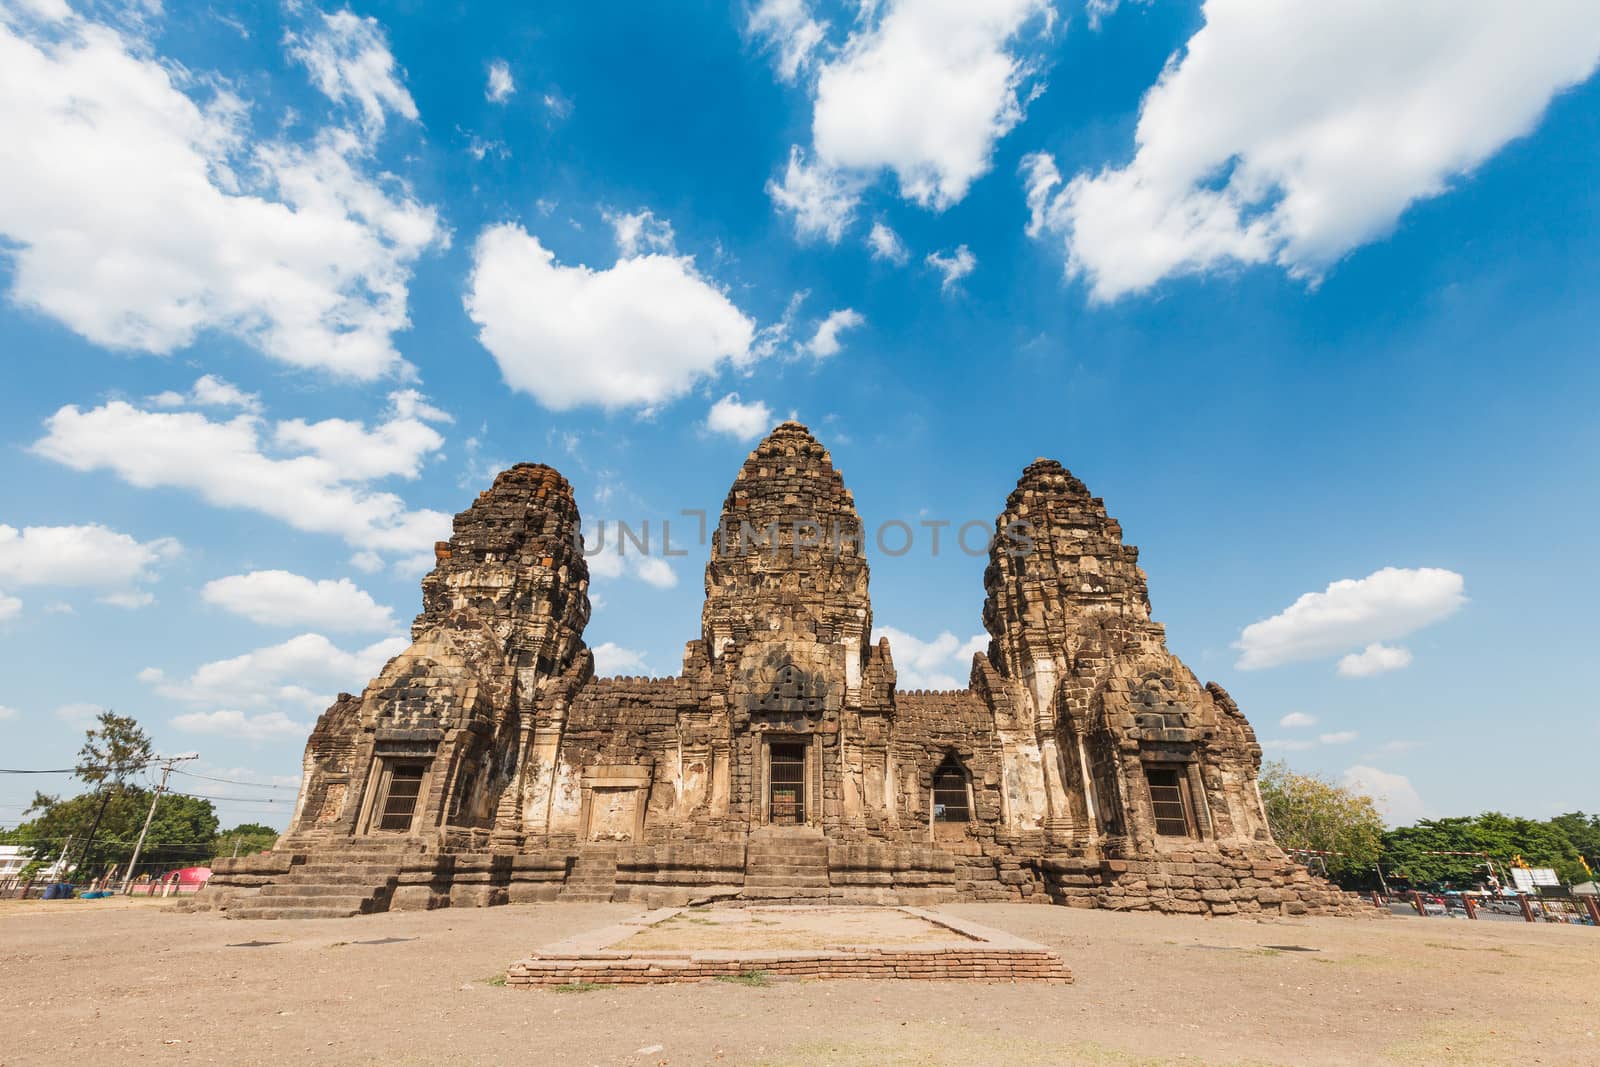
[1144,764,1195,837]
[932,755,971,822]
[377,764,425,831]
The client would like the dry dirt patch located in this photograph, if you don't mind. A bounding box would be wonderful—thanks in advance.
[1,898,1596,1065]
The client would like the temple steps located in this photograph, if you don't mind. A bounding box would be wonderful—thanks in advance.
[741,827,831,896]
[224,848,408,919]
[557,847,620,903]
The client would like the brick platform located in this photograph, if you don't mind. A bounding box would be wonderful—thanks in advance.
[505,906,1072,986]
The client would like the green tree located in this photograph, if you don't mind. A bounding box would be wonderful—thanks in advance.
[1382,813,1586,888]
[1258,760,1385,880]
[69,710,155,878]
[8,789,219,879]
[210,822,280,862]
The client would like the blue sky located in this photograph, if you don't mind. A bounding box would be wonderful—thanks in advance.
[2,0,1597,830]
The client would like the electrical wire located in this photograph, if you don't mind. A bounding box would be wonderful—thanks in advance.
[171,769,294,790]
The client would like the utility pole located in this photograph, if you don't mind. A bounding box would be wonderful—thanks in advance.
[120,753,199,894]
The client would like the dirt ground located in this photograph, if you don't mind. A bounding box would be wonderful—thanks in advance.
[1,897,1596,1066]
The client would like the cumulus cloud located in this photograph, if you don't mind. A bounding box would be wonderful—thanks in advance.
[0,6,442,379]
[31,387,452,563]
[1024,1,1600,302]
[285,8,419,141]
[148,374,262,414]
[1278,711,1317,729]
[0,704,16,720]
[0,591,19,622]
[1342,765,1427,826]
[706,393,775,442]
[169,709,307,741]
[766,146,862,243]
[52,702,102,724]
[926,245,976,290]
[485,59,515,103]
[202,570,396,632]
[805,308,864,358]
[767,0,1051,240]
[583,533,680,591]
[1337,642,1414,678]
[1319,730,1358,745]
[145,632,406,713]
[591,641,648,676]
[605,208,676,257]
[465,221,757,411]
[0,525,180,600]
[747,0,828,83]
[1235,567,1465,671]
[867,221,910,264]
[877,626,987,690]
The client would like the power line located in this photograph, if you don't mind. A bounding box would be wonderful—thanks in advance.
[171,769,294,790]
[0,768,77,774]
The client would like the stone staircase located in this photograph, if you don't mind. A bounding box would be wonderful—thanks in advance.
[740,827,831,899]
[226,844,410,920]
[557,846,620,902]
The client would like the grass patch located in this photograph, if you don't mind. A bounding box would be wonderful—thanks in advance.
[548,981,604,994]
[481,974,506,987]
[715,970,771,987]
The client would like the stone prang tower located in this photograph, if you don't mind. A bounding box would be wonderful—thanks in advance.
[205,425,1359,919]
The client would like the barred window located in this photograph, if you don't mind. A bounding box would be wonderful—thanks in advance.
[932,756,970,823]
[1145,765,1193,837]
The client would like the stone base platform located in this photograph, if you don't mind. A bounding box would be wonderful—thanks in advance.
[505,905,1072,987]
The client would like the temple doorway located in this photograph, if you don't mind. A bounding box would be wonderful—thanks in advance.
[768,742,807,825]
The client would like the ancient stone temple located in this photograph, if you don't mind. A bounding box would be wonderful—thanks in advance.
[201,422,1357,919]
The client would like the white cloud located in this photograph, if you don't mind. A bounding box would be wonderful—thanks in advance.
[767,146,862,243]
[926,244,976,290]
[591,641,648,676]
[747,0,828,83]
[1342,765,1427,826]
[32,392,451,561]
[465,221,757,412]
[203,570,396,632]
[147,632,406,713]
[150,374,262,414]
[485,59,515,103]
[805,308,864,358]
[0,524,180,596]
[285,9,418,141]
[1337,642,1414,678]
[582,533,681,590]
[98,590,154,609]
[634,556,679,590]
[867,221,910,264]
[805,0,1051,211]
[1024,1,1600,302]
[0,7,442,380]
[605,208,676,258]
[877,626,987,690]
[1235,567,1465,671]
[707,393,775,442]
[170,709,306,741]
[52,702,102,725]
[1318,730,1358,745]
[0,704,16,721]
[0,591,19,622]
[1085,0,1147,31]
[1278,711,1317,729]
